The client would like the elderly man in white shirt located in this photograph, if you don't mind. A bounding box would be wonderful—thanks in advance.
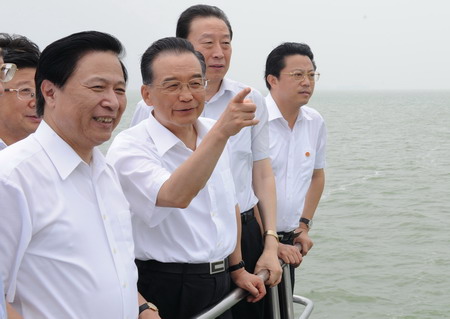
[0,31,159,319]
[130,6,281,318]
[107,37,266,319]
[264,42,326,296]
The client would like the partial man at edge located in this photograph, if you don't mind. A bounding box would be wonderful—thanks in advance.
[0,31,159,319]
[130,6,281,318]
[0,45,16,319]
[0,33,41,151]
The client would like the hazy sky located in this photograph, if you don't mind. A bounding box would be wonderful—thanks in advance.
[3,0,450,91]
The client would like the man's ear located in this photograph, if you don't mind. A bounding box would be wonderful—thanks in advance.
[141,84,153,106]
[40,80,57,110]
[267,74,279,89]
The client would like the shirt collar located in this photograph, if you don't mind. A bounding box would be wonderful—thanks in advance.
[34,121,107,180]
[208,78,233,104]
[266,92,313,123]
[266,92,284,122]
[145,112,210,157]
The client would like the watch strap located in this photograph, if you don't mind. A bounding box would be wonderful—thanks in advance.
[228,260,245,272]
[300,217,312,229]
[139,302,158,314]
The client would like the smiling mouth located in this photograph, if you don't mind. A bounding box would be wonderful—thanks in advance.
[177,108,194,112]
[94,116,113,123]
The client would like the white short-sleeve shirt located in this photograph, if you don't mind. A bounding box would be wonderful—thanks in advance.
[129,78,270,212]
[266,93,327,232]
[0,121,138,319]
[107,114,238,263]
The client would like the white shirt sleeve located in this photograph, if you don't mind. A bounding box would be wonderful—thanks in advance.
[0,178,32,303]
[107,132,174,227]
[249,89,270,162]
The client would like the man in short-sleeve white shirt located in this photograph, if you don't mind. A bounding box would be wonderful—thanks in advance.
[0,31,152,319]
[265,42,326,291]
[130,11,281,317]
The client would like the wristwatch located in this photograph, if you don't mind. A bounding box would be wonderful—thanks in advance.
[300,217,313,229]
[139,302,158,314]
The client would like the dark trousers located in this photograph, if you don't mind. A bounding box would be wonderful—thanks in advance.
[231,208,265,319]
[136,259,232,319]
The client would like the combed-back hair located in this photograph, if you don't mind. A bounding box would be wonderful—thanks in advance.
[264,42,316,90]
[141,37,206,85]
[176,4,233,40]
[35,30,127,117]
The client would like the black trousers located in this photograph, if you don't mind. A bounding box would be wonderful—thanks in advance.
[136,259,232,319]
[231,208,265,319]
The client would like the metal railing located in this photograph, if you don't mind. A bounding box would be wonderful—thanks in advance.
[193,261,314,319]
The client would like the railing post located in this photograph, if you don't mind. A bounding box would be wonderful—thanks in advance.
[269,285,281,319]
[280,264,295,318]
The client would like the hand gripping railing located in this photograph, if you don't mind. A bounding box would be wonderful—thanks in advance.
[193,260,314,319]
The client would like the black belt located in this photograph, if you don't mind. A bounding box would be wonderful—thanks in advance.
[135,259,229,275]
[241,207,255,223]
[277,231,301,243]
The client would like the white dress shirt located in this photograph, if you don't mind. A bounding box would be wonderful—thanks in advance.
[0,121,138,319]
[107,114,238,263]
[129,78,269,212]
[0,279,5,319]
[266,93,327,232]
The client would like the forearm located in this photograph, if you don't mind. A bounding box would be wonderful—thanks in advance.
[300,169,324,221]
[252,158,277,232]
[7,303,23,319]
[157,127,229,207]
[229,205,243,266]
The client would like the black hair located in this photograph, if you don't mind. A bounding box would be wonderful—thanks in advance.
[176,4,233,40]
[141,37,205,85]
[264,42,316,90]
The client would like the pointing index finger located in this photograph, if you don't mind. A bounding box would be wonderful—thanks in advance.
[232,87,251,104]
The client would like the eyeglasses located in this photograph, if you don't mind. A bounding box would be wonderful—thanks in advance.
[0,63,18,82]
[4,87,36,101]
[152,78,208,95]
[281,71,320,82]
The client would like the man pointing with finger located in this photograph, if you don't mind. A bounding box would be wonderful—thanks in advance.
[107,37,266,319]
[130,6,281,317]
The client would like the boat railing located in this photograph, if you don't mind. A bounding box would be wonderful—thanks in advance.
[193,259,314,319]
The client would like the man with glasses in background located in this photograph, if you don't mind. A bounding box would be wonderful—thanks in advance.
[0,44,16,319]
[107,37,266,319]
[264,42,326,315]
[0,34,40,150]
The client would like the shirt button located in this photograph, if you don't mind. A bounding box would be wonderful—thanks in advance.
[113,248,117,254]
[102,214,107,220]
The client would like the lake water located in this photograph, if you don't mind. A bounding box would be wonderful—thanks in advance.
[101,90,450,318]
